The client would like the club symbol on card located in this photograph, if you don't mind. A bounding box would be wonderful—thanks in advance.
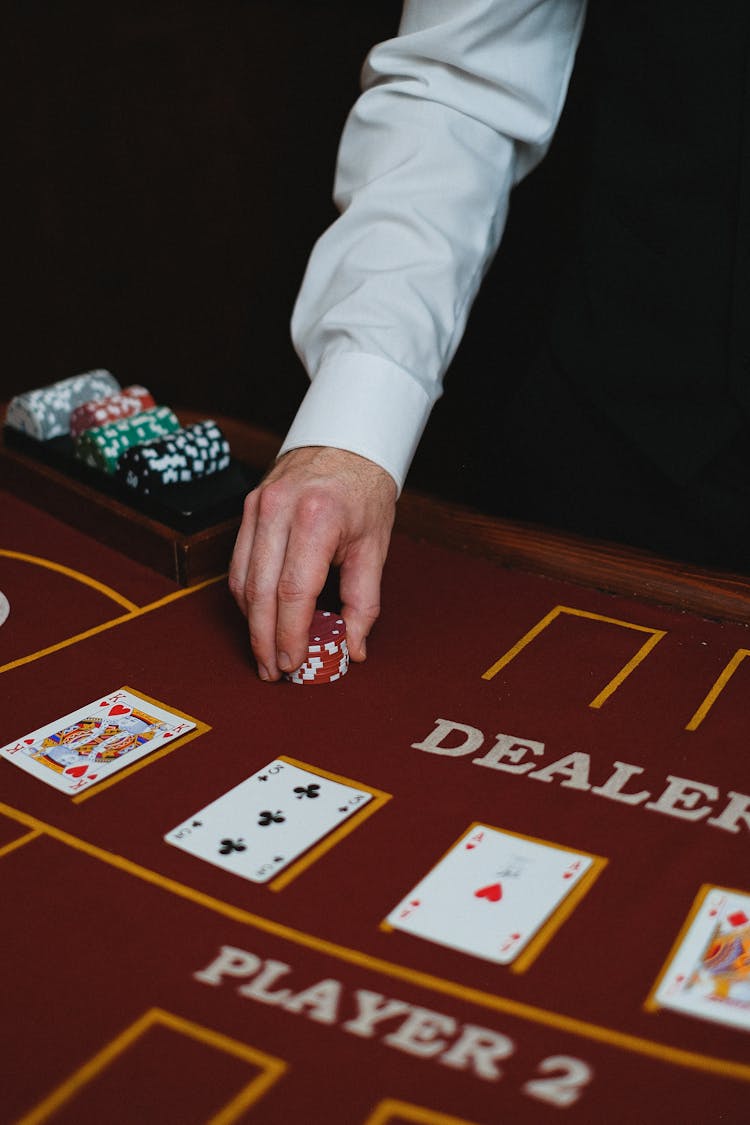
[218,838,246,855]
[258,809,285,827]
[192,820,202,828]
[475,883,502,902]
[294,784,320,800]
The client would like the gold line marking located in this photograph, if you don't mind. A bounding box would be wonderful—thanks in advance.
[3,801,748,1085]
[686,650,750,731]
[269,756,391,891]
[0,574,225,676]
[15,1006,286,1125]
[511,850,608,974]
[71,729,209,804]
[0,827,41,859]
[482,605,666,710]
[71,686,211,804]
[363,1099,481,1125]
[0,548,139,612]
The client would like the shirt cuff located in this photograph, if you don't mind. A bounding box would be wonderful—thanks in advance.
[277,352,435,494]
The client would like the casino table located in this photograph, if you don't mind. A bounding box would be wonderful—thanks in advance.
[2,419,750,1125]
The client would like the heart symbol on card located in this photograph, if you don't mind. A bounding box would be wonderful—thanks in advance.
[466,843,476,850]
[65,764,88,778]
[24,738,34,744]
[109,704,129,716]
[475,883,502,902]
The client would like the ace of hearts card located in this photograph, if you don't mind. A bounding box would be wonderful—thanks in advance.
[0,687,197,795]
[650,884,750,1032]
[386,822,605,967]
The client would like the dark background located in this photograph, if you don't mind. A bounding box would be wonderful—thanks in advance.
[6,1,589,504]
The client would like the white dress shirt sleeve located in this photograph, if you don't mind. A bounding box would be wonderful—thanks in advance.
[281,0,588,492]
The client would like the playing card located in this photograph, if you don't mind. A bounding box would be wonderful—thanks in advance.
[164,758,373,884]
[0,687,196,795]
[386,823,595,965]
[0,590,9,628]
[651,885,750,1031]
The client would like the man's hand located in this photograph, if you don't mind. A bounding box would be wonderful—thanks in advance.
[229,446,397,680]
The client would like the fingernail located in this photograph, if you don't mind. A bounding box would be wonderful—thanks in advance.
[277,651,291,672]
[258,664,270,681]
[360,637,367,659]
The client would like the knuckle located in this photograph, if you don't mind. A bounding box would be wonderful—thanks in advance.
[242,576,269,606]
[296,488,335,528]
[276,574,308,605]
[256,480,287,520]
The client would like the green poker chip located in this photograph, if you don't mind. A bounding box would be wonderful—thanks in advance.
[73,405,181,473]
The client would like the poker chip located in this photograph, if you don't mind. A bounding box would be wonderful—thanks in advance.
[0,591,8,628]
[69,385,155,436]
[5,369,120,440]
[73,405,182,473]
[115,419,231,493]
[286,611,349,685]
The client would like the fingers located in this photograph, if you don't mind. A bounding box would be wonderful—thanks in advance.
[241,485,293,681]
[228,491,259,618]
[338,540,388,662]
[274,493,340,673]
[228,446,397,681]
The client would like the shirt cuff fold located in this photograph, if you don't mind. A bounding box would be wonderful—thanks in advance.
[277,353,434,494]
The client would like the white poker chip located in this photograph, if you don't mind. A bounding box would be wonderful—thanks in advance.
[0,591,9,628]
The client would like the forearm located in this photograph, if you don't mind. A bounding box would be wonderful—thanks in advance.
[284,0,588,490]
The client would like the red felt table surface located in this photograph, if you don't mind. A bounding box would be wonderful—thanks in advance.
[2,483,750,1124]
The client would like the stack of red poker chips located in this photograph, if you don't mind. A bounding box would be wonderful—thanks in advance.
[69,385,156,437]
[286,611,349,685]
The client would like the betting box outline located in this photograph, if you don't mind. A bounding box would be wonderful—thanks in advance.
[379,820,608,974]
[0,560,225,681]
[363,1098,482,1125]
[480,602,750,731]
[0,546,141,614]
[13,1006,287,1125]
[481,604,667,710]
[2,800,750,1088]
